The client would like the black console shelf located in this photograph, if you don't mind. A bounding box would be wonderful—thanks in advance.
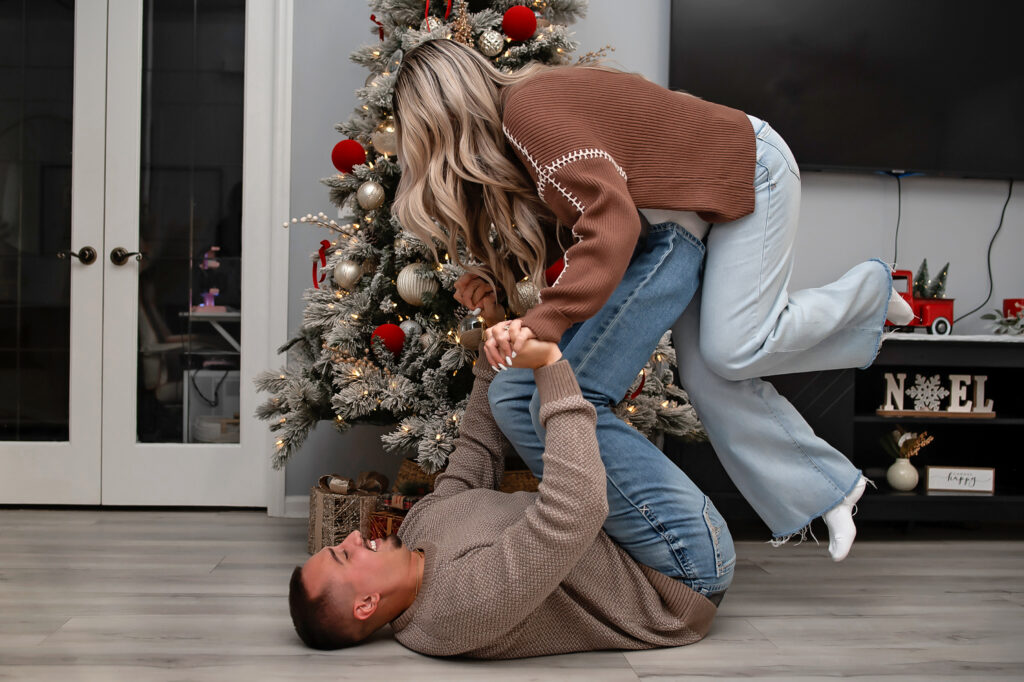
[666,335,1024,528]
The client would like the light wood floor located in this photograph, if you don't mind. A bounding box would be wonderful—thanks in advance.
[0,510,1021,681]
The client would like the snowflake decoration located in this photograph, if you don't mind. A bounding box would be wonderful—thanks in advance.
[905,374,949,411]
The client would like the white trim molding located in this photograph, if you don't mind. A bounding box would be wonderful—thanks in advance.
[242,0,294,516]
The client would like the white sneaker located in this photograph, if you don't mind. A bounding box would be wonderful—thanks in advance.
[823,477,867,562]
[887,287,915,326]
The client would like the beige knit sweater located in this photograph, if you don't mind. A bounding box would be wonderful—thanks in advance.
[391,359,717,659]
[501,67,757,342]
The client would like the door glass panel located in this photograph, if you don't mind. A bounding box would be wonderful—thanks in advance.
[0,0,75,441]
[137,0,244,443]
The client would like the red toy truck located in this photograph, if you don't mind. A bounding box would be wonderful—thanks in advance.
[887,269,954,335]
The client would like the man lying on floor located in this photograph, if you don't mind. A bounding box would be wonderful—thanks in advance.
[288,337,731,658]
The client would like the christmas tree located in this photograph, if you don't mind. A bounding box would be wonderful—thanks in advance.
[255,0,705,473]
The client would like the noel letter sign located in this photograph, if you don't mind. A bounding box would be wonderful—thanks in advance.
[878,372,996,418]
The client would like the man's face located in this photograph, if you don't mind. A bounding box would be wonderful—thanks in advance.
[302,531,409,601]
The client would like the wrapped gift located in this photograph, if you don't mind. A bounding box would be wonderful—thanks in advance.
[307,472,388,555]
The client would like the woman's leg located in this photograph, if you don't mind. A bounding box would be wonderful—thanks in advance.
[490,224,734,597]
[700,116,892,381]
[673,291,863,547]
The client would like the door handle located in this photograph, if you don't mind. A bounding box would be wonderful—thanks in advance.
[110,247,145,266]
[57,246,98,265]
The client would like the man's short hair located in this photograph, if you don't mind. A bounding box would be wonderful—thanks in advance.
[288,565,366,650]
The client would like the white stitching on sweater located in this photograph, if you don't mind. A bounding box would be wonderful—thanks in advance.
[503,127,628,295]
[502,126,628,215]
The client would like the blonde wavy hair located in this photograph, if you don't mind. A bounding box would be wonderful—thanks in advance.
[392,39,556,310]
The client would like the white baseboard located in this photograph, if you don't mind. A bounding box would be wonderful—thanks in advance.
[283,494,309,519]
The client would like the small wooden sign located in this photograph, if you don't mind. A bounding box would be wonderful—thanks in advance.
[926,466,995,495]
[878,372,996,418]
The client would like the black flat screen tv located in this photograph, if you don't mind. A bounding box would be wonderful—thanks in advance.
[669,0,1023,179]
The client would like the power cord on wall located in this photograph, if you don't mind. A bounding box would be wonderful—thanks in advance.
[953,179,1014,324]
[885,173,1014,325]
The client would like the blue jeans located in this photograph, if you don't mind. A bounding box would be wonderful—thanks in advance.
[700,115,893,380]
[489,224,735,597]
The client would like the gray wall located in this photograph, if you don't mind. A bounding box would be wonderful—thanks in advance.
[284,0,1022,496]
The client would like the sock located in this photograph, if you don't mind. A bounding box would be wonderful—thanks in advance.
[887,287,915,325]
[823,477,867,562]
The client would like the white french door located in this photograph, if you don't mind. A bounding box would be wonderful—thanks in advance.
[1,0,288,506]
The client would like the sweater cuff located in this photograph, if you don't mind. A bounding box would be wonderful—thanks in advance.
[534,359,581,405]
[522,305,573,343]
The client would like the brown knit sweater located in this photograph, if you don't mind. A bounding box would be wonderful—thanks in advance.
[391,359,717,659]
[501,67,757,342]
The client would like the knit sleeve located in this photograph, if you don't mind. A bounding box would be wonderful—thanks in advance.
[521,155,643,342]
[441,360,608,650]
[428,355,513,498]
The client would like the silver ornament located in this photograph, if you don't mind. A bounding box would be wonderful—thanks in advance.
[458,313,487,349]
[512,279,541,315]
[421,16,442,32]
[333,260,362,289]
[371,118,398,156]
[478,30,504,57]
[399,319,423,339]
[356,180,385,210]
[396,263,440,306]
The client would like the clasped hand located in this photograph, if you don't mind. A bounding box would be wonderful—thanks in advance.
[453,273,561,370]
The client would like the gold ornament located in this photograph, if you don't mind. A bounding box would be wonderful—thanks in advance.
[458,313,487,349]
[478,30,504,57]
[396,263,439,306]
[371,117,398,156]
[333,260,362,289]
[356,180,385,210]
[419,332,434,350]
[452,0,473,46]
[512,279,541,315]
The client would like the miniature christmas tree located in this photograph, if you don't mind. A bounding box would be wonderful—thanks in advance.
[255,0,705,473]
[913,258,949,299]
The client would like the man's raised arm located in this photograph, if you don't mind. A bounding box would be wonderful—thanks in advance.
[428,356,516,498]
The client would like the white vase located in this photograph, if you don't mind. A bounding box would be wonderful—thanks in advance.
[886,458,919,491]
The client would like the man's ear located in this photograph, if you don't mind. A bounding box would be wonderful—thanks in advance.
[352,593,380,622]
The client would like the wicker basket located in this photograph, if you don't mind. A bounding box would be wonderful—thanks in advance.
[307,487,383,555]
[393,458,439,495]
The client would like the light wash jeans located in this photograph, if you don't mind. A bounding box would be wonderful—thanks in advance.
[700,115,893,380]
[666,115,889,536]
[490,224,735,597]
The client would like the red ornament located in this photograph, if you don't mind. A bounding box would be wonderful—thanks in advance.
[331,139,367,173]
[626,369,646,401]
[544,257,565,286]
[371,323,406,357]
[312,239,331,289]
[502,5,537,42]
